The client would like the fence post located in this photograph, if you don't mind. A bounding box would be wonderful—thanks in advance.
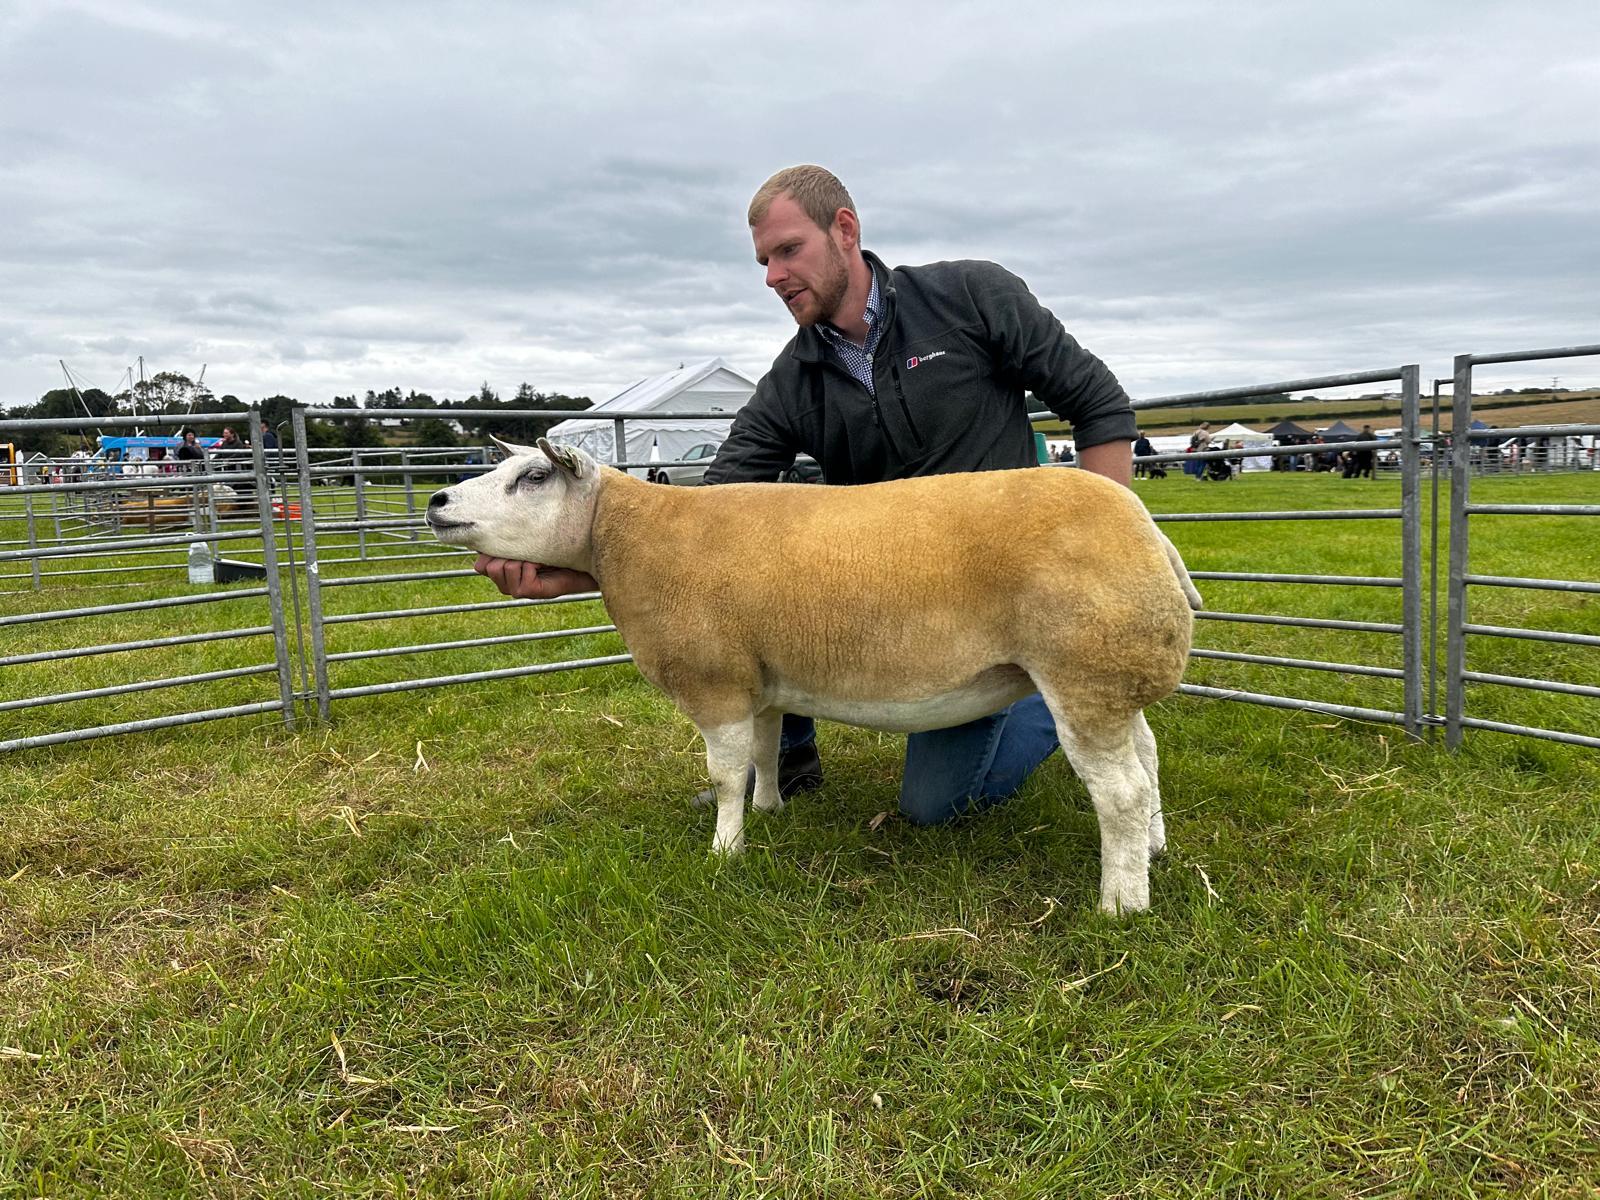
[353,450,368,561]
[251,409,298,730]
[401,450,418,541]
[1425,376,1449,739]
[1444,355,1474,749]
[24,493,41,591]
[293,409,333,722]
[1399,364,1423,739]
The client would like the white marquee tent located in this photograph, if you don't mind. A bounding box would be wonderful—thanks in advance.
[1208,422,1274,470]
[546,357,757,477]
[1210,422,1273,445]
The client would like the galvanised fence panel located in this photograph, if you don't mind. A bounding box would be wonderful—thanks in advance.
[1102,365,1428,737]
[287,408,631,724]
[0,408,298,751]
[1445,343,1600,751]
[4,366,1596,757]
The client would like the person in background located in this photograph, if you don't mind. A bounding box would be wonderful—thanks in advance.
[1355,424,1376,478]
[211,426,244,472]
[1133,429,1156,478]
[175,429,206,471]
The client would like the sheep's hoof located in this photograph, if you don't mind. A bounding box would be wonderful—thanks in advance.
[710,835,744,858]
[752,791,784,815]
[1098,877,1151,916]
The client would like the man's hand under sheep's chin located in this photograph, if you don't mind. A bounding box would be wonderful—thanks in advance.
[473,555,599,600]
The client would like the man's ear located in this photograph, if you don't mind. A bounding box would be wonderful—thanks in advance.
[491,434,538,457]
[536,437,585,478]
[833,206,860,252]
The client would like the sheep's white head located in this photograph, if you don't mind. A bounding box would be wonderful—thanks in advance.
[426,437,601,570]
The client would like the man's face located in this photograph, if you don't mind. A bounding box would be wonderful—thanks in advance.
[751,193,850,327]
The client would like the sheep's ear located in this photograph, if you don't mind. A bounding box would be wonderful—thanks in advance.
[491,434,538,457]
[537,437,585,478]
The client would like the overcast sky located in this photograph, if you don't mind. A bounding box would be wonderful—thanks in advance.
[3,0,1596,413]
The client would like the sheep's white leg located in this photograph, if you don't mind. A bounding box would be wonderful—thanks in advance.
[701,719,754,856]
[1068,728,1153,915]
[1132,711,1166,859]
[750,708,784,814]
[1038,699,1152,915]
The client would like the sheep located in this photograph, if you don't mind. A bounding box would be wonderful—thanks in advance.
[426,438,1201,914]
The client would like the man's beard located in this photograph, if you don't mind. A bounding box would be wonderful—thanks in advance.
[803,239,851,327]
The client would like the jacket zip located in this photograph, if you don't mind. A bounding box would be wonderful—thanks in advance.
[889,360,924,448]
[823,276,899,438]
[821,358,886,433]
[873,280,924,450]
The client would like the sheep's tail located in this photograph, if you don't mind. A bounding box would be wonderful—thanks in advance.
[1159,530,1204,610]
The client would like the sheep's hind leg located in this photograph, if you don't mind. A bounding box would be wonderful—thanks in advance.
[1037,694,1154,915]
[750,708,784,814]
[1132,710,1166,858]
[700,718,755,856]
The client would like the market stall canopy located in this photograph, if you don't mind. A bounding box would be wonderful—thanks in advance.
[1268,419,1312,438]
[1318,420,1363,441]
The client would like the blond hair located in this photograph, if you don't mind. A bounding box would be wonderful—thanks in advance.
[748,165,857,233]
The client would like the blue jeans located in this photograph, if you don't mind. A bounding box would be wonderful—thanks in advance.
[781,693,1060,825]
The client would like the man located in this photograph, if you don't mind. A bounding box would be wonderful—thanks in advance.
[1355,424,1377,478]
[476,164,1136,824]
[1133,429,1156,478]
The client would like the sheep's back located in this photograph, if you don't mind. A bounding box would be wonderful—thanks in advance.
[592,468,1191,710]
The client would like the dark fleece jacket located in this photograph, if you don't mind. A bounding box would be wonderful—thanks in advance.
[705,250,1136,485]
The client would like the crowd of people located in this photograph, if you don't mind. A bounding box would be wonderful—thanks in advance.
[1128,421,1389,481]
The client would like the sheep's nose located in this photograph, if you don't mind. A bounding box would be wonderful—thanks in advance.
[428,490,449,510]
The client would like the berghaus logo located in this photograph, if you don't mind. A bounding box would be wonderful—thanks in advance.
[906,350,947,369]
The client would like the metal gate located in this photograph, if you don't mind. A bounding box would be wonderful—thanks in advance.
[1443,344,1600,750]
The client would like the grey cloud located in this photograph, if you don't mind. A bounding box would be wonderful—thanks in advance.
[2,0,1596,409]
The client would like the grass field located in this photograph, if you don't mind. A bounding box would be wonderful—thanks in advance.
[2,471,1598,1196]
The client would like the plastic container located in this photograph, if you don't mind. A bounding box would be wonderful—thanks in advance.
[187,541,213,584]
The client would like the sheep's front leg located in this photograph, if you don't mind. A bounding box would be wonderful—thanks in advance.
[750,708,784,814]
[701,719,754,856]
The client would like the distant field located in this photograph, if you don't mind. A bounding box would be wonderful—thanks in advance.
[1036,390,1600,438]
[1466,395,1600,431]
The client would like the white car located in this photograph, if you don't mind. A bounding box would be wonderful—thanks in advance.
[648,441,721,485]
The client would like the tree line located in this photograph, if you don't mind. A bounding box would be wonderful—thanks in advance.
[3,375,591,457]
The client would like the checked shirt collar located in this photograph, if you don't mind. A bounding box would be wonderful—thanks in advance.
[815,272,883,396]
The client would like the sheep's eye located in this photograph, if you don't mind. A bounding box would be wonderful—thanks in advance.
[511,467,548,492]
